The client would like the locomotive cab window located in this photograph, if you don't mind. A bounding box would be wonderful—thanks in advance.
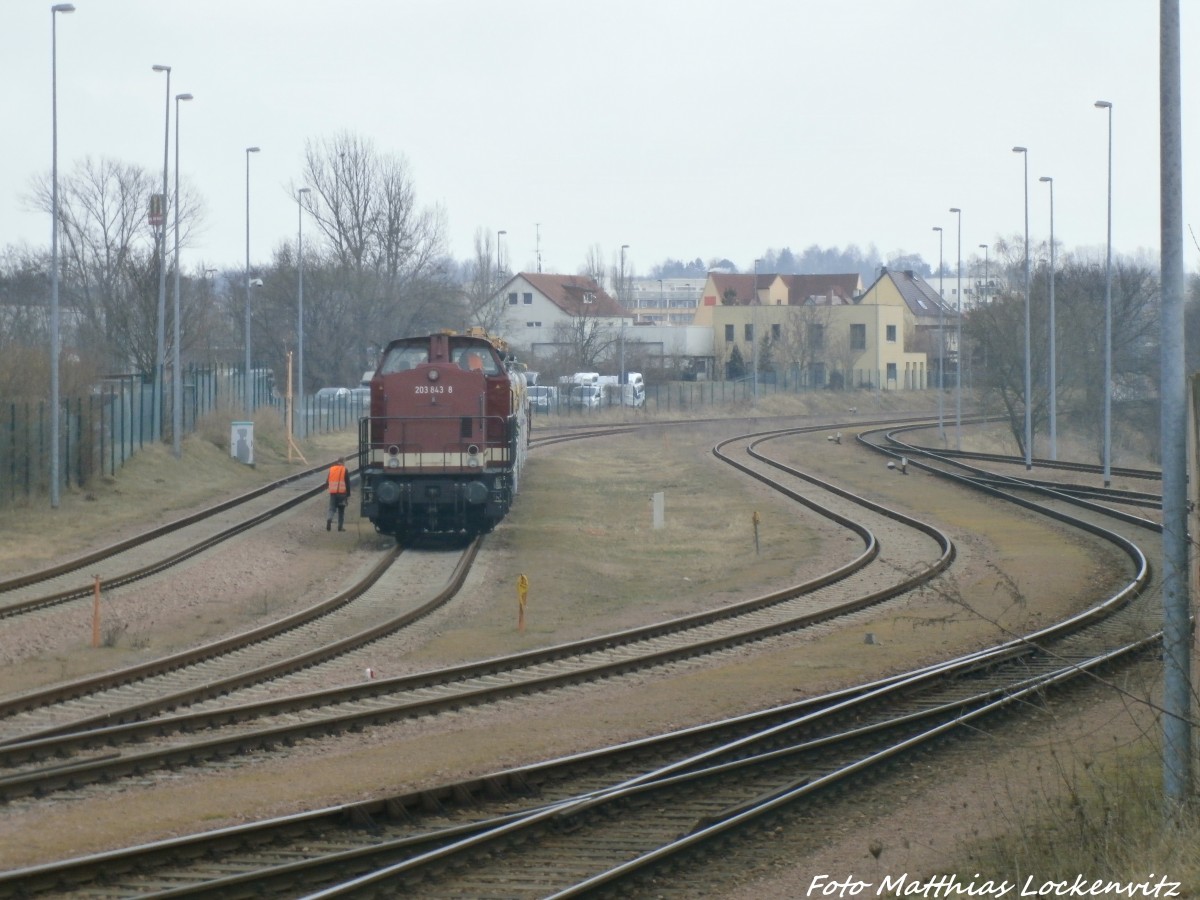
[452,347,500,375]
[380,345,429,373]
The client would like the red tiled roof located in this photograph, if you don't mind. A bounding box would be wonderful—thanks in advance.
[707,273,756,305]
[517,273,628,317]
[778,274,861,305]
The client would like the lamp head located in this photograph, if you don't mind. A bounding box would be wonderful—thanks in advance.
[1012,146,1027,154]
[1095,100,1112,109]
[949,207,960,214]
[176,92,193,102]
[152,64,170,73]
[1038,176,1052,183]
[246,146,260,154]
[52,3,75,13]
[932,226,942,233]
[978,244,988,250]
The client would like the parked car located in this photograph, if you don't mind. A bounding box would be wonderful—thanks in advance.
[568,384,603,409]
[314,386,351,406]
[528,385,558,412]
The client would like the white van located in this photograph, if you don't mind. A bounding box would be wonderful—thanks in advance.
[569,383,603,409]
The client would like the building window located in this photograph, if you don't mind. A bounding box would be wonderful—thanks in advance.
[725,324,735,342]
[887,362,897,382]
[850,323,866,351]
[526,321,541,327]
[886,324,897,342]
[523,292,533,304]
[809,323,824,350]
[744,323,754,342]
[771,323,781,340]
[583,292,595,303]
[508,292,518,306]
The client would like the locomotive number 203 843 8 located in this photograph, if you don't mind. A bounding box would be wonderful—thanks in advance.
[414,385,453,395]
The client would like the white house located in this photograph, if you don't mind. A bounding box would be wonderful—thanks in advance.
[494,272,631,351]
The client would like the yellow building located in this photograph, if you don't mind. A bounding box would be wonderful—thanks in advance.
[709,268,933,390]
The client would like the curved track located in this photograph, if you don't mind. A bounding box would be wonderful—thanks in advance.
[0,415,1164,898]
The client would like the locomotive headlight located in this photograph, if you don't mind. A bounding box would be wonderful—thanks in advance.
[387,445,401,468]
[427,369,440,382]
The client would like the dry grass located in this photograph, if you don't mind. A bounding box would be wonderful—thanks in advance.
[944,668,1200,893]
[2,392,1195,892]
[0,406,356,576]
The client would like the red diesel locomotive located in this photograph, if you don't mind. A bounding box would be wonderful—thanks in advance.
[357,330,529,542]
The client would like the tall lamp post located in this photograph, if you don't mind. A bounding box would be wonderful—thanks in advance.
[619,244,629,385]
[1039,176,1058,461]
[296,186,310,434]
[49,2,75,509]
[978,243,989,302]
[170,91,192,459]
[977,243,988,394]
[932,225,944,439]
[244,145,260,414]
[1095,100,1113,487]
[1013,145,1032,470]
[496,229,506,280]
[949,207,962,449]
[752,258,761,401]
[151,64,172,444]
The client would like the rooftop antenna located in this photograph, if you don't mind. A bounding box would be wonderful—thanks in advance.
[535,223,542,273]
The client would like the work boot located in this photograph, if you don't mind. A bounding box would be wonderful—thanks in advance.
[338,525,345,531]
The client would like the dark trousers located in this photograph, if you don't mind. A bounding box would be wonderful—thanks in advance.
[327,493,348,528]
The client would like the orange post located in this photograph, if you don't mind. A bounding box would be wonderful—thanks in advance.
[517,574,529,632]
[92,575,101,648]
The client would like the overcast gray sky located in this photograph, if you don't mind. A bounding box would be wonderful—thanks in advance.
[3,1,1195,277]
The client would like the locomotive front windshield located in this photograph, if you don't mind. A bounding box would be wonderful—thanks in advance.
[378,340,503,376]
[379,344,429,374]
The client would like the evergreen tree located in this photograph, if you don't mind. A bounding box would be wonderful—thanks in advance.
[727,344,747,379]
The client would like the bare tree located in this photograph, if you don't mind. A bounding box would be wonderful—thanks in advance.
[823,324,860,391]
[549,308,619,372]
[580,245,606,290]
[775,304,833,386]
[27,156,203,375]
[462,228,510,334]
[299,132,444,279]
[291,132,453,382]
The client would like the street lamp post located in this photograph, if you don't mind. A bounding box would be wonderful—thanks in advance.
[49,2,75,509]
[977,243,988,394]
[978,244,989,303]
[1096,100,1113,487]
[296,186,310,435]
[496,229,506,282]
[950,207,962,449]
[170,91,192,459]
[244,146,260,414]
[1039,176,1058,461]
[619,244,629,386]
[1014,146,1032,469]
[932,226,944,440]
[752,258,761,401]
[151,63,171,444]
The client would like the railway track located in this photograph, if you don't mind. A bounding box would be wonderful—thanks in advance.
[0,426,1158,896]
[0,421,953,804]
[0,460,343,619]
[0,415,1163,897]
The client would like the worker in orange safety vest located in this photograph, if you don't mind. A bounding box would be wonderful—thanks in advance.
[325,457,351,531]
